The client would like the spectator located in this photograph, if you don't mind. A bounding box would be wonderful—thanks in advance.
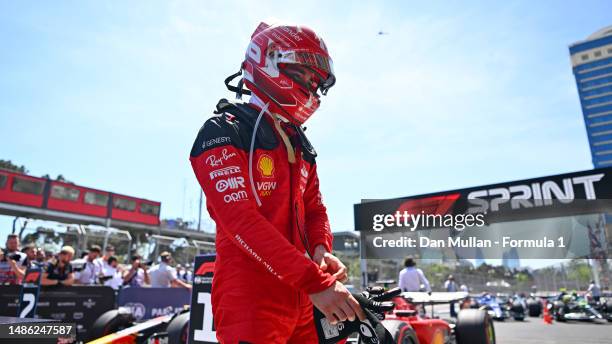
[21,244,39,268]
[149,252,191,289]
[0,247,25,284]
[0,234,27,283]
[587,280,601,302]
[44,250,54,263]
[460,284,469,293]
[5,235,24,255]
[95,245,115,277]
[5,234,27,265]
[41,246,74,286]
[444,275,458,317]
[183,264,193,283]
[176,264,186,281]
[35,248,46,264]
[73,245,102,285]
[123,255,150,287]
[100,256,123,290]
[398,256,431,292]
[96,244,115,268]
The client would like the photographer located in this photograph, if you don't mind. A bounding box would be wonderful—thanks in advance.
[149,251,191,289]
[5,235,26,261]
[41,246,75,286]
[0,247,25,284]
[123,254,150,287]
[73,245,102,285]
[100,255,124,290]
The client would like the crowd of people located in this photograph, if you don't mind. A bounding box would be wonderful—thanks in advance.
[0,234,192,290]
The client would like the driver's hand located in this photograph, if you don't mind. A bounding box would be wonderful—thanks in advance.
[309,281,366,325]
[312,246,348,283]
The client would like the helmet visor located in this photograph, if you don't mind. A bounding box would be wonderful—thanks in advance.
[280,64,325,95]
[278,50,336,94]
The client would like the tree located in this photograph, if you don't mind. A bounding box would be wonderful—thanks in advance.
[0,159,27,173]
[421,263,452,289]
[566,259,591,289]
[55,174,73,183]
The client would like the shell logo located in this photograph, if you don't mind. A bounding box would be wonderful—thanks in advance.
[257,154,275,178]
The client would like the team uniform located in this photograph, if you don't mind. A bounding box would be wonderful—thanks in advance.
[191,21,340,343]
[190,99,334,343]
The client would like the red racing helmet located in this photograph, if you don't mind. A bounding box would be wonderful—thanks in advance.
[240,22,335,124]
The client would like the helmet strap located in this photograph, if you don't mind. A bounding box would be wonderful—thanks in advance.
[224,69,252,98]
[271,113,296,164]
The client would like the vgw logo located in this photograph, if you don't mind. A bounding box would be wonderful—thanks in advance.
[257,181,277,196]
[467,173,604,213]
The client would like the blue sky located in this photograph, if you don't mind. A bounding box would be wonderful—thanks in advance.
[1,1,611,242]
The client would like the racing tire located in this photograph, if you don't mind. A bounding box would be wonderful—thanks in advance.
[606,300,612,322]
[527,302,541,317]
[553,302,567,322]
[89,310,135,341]
[455,309,495,344]
[167,312,191,344]
[382,320,420,344]
[511,302,524,321]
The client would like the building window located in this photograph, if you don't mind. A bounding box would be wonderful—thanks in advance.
[84,191,109,206]
[140,203,160,216]
[608,48,612,54]
[113,197,136,211]
[581,54,589,61]
[12,177,44,195]
[594,50,602,57]
[50,185,80,201]
[0,174,7,189]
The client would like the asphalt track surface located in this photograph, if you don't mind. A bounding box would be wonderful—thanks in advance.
[493,318,611,344]
[429,305,611,343]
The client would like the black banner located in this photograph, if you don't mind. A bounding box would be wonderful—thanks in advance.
[0,285,115,341]
[355,168,612,260]
[355,167,612,232]
[189,254,217,344]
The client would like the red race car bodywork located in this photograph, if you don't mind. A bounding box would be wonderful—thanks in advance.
[377,292,495,344]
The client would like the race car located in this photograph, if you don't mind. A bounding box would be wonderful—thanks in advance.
[548,295,606,322]
[525,294,543,317]
[591,297,612,321]
[470,293,509,321]
[499,294,526,321]
[86,307,190,344]
[380,291,495,344]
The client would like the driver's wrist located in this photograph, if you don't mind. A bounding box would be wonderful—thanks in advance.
[313,245,327,257]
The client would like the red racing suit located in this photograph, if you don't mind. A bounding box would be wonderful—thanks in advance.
[190,99,336,343]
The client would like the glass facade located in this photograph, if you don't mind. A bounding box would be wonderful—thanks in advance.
[570,26,612,167]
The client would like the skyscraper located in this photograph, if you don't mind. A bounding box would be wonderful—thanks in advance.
[570,26,612,167]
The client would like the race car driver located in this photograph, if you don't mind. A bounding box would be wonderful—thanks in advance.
[190,22,365,343]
